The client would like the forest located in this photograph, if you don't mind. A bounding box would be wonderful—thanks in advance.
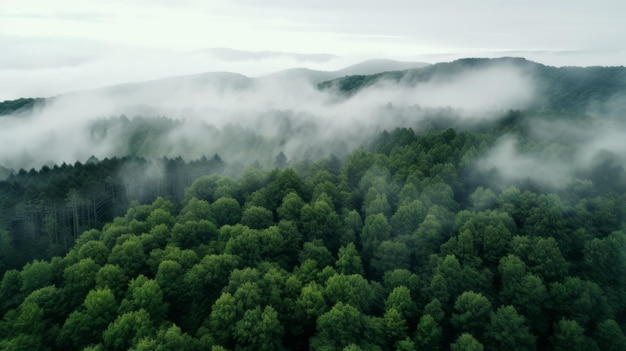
[1,58,626,350]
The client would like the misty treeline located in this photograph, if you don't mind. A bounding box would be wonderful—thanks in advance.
[1,110,625,350]
[0,97,46,116]
[320,57,626,114]
[0,151,228,271]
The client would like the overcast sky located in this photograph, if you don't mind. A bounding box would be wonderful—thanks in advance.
[1,0,625,100]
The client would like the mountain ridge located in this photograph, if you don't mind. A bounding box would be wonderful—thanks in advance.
[0,59,430,114]
[318,57,626,113]
[2,57,626,116]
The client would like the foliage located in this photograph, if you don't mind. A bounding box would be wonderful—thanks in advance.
[2,100,626,350]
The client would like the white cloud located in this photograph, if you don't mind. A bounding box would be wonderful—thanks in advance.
[0,61,538,170]
[1,0,624,100]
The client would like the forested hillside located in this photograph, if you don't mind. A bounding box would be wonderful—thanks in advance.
[2,117,625,350]
[319,58,626,113]
[1,58,626,350]
[0,154,226,271]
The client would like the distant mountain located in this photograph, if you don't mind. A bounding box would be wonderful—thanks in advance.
[0,59,430,115]
[318,57,626,113]
[2,57,625,116]
[94,71,253,98]
[260,59,430,84]
[336,59,430,76]
[318,57,538,92]
[258,68,337,85]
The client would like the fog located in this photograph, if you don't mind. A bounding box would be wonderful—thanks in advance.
[476,108,626,190]
[0,39,356,101]
[0,61,540,174]
[3,56,626,194]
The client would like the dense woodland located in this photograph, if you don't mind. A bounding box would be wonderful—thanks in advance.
[1,59,626,350]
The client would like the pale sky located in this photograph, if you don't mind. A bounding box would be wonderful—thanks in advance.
[1,0,625,100]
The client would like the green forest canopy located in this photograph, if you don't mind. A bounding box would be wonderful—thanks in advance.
[1,122,625,350]
[1,58,626,350]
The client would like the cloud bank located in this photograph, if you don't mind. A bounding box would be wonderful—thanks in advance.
[0,62,537,172]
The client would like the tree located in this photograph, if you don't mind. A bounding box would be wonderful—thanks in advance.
[549,277,610,329]
[414,214,444,255]
[498,255,549,332]
[324,274,374,313]
[371,240,410,276]
[594,319,626,351]
[78,240,110,266]
[234,306,284,351]
[431,254,463,302]
[155,260,185,317]
[0,229,15,272]
[383,269,421,303]
[241,206,274,229]
[583,231,626,312]
[103,309,156,351]
[108,235,147,276]
[380,308,409,349]
[364,191,392,217]
[119,276,169,322]
[277,220,303,268]
[335,243,364,275]
[455,210,514,268]
[390,200,427,237]
[470,186,496,211]
[450,333,484,351]
[62,258,100,311]
[262,168,305,212]
[179,197,213,223]
[208,292,241,346]
[296,281,327,320]
[146,208,175,230]
[182,253,241,326]
[361,213,391,264]
[551,319,596,351]
[414,314,442,350]
[299,240,334,269]
[277,192,305,221]
[95,263,128,300]
[84,287,118,327]
[341,209,362,246]
[526,237,569,282]
[58,288,118,349]
[183,175,220,203]
[131,324,199,351]
[395,337,416,351]
[170,220,218,249]
[275,152,288,169]
[451,291,492,338]
[0,269,23,313]
[209,197,241,227]
[441,229,482,268]
[310,302,368,351]
[300,199,342,252]
[225,226,285,267]
[484,305,536,351]
[385,286,417,322]
[423,298,445,323]
[20,259,54,296]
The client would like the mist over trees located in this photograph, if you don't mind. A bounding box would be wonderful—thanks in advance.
[1,57,626,350]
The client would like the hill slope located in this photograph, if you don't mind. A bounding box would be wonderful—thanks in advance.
[261,59,430,84]
[318,57,626,113]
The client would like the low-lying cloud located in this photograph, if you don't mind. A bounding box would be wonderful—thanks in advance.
[0,61,541,174]
[476,109,626,190]
[3,55,625,194]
